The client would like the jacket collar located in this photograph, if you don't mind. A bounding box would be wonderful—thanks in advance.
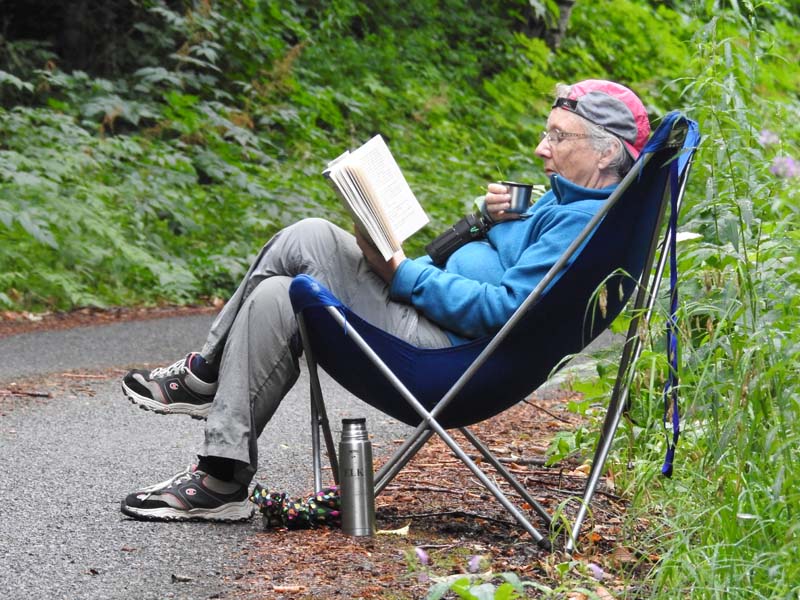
[549,174,617,205]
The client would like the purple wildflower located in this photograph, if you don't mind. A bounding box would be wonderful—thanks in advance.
[468,555,483,573]
[414,547,429,566]
[770,156,800,178]
[758,129,780,146]
[588,562,605,581]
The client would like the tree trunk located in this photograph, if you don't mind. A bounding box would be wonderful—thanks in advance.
[546,0,576,50]
[523,0,577,50]
[60,0,89,69]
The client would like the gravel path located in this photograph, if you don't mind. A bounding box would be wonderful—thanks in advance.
[0,315,411,599]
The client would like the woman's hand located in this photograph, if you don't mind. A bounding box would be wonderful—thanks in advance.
[355,229,406,284]
[484,182,523,222]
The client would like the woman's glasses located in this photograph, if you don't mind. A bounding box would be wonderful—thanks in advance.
[540,129,592,145]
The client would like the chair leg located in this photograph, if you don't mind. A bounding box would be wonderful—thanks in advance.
[566,179,678,553]
[375,427,435,495]
[565,354,633,553]
[298,314,339,490]
[565,284,651,553]
[459,427,553,528]
[319,306,552,549]
[312,373,339,486]
[310,389,323,491]
[375,425,554,546]
[440,429,551,549]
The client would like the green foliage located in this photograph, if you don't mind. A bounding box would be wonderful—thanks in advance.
[427,572,530,600]
[554,0,693,112]
[0,0,596,310]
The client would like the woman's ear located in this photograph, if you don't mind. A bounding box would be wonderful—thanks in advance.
[597,138,621,172]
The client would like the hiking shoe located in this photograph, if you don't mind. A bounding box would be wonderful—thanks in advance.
[122,353,216,419]
[121,469,253,522]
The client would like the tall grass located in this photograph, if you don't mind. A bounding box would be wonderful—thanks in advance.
[614,3,800,597]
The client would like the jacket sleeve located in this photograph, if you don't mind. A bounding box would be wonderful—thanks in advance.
[390,207,595,339]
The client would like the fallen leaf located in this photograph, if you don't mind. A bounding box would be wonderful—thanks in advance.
[376,523,410,536]
[272,585,308,593]
[611,546,636,563]
[595,585,616,599]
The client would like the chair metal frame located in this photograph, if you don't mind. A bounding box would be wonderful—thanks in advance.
[296,117,697,552]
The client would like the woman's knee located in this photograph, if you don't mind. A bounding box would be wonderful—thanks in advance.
[276,218,356,271]
[245,276,294,317]
[289,218,342,241]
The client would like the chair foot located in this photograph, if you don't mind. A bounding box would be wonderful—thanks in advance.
[535,536,552,551]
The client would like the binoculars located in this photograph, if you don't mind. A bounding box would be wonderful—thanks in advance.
[425,212,492,266]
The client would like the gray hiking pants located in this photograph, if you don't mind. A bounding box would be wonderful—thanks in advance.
[197,218,451,485]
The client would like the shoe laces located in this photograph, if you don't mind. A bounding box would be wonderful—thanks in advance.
[167,470,200,489]
[150,356,189,379]
[137,467,201,502]
[138,464,196,494]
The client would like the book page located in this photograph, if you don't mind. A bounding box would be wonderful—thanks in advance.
[323,134,428,260]
[324,164,393,258]
[341,167,395,259]
[346,164,400,253]
[347,135,428,244]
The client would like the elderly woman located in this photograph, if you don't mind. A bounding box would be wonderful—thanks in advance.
[120,79,650,522]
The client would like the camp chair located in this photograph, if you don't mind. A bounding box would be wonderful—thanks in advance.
[289,111,700,552]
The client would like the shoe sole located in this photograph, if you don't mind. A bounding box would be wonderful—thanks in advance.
[120,499,254,522]
[121,382,210,420]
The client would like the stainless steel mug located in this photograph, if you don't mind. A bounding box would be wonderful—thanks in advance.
[501,181,534,213]
[339,418,376,536]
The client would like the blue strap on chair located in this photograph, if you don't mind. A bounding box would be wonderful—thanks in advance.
[659,118,700,477]
[290,112,699,552]
[661,158,681,478]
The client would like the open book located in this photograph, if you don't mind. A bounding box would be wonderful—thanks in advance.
[324,134,429,260]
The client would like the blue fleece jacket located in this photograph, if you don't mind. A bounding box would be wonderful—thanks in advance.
[389,175,616,344]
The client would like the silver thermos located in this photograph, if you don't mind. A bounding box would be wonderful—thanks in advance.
[338,418,376,536]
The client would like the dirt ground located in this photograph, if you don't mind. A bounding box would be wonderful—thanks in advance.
[230,392,651,599]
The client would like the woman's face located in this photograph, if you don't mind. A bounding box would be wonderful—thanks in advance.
[535,109,611,189]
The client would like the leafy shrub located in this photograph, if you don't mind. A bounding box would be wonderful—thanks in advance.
[0,0,584,310]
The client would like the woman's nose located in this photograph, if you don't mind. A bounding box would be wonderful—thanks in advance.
[534,138,551,158]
